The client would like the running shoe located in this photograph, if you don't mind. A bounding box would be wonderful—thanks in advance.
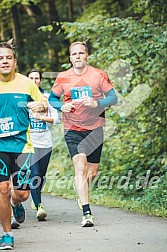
[11,216,20,229]
[36,204,47,221]
[0,235,14,250]
[31,200,37,210]
[82,214,94,227]
[72,182,83,210]
[12,203,25,223]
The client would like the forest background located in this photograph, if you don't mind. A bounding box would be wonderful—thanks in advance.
[0,0,166,217]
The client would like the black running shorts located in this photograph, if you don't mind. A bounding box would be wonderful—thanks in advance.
[0,152,31,190]
[64,127,104,163]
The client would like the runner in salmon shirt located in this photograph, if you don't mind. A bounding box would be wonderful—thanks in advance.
[49,41,117,227]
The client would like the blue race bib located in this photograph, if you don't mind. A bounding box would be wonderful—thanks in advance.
[30,118,47,131]
[71,86,92,100]
[0,115,20,138]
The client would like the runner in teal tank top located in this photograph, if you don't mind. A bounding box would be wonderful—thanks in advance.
[0,41,48,250]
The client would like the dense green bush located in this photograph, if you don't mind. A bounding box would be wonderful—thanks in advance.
[44,14,167,217]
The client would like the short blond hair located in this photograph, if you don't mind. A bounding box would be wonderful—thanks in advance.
[0,41,16,58]
[69,41,88,54]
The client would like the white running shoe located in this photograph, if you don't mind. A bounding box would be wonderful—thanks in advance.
[82,214,94,227]
[36,204,47,221]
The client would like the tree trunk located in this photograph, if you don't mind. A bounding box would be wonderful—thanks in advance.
[11,5,25,71]
[48,0,59,22]
[47,0,60,71]
[0,20,5,41]
[68,0,74,20]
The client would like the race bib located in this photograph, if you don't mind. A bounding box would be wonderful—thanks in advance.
[30,118,47,131]
[0,116,20,138]
[71,86,92,100]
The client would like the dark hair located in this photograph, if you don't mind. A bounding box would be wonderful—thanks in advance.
[0,41,16,58]
[26,69,42,80]
[69,41,88,54]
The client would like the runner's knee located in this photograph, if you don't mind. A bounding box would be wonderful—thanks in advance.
[73,155,87,176]
[0,181,11,196]
[14,190,30,202]
[74,162,87,176]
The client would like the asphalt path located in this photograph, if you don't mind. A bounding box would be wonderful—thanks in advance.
[1,194,167,252]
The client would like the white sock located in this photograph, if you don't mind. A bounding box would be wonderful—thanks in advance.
[10,197,18,207]
[4,232,13,237]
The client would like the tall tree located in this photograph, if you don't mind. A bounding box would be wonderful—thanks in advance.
[47,0,60,70]
[11,5,25,71]
[68,0,74,20]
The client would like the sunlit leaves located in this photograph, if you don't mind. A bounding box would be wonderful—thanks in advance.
[38,25,53,32]
[0,0,41,12]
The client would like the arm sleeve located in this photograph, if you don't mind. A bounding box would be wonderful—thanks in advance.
[97,88,117,108]
[48,104,61,125]
[49,91,63,111]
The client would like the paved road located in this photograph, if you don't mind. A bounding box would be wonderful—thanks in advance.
[1,194,167,251]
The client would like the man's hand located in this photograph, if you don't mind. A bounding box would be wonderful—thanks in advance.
[61,102,75,113]
[31,112,43,120]
[27,101,47,113]
[81,97,98,108]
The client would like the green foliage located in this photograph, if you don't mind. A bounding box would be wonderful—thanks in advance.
[62,16,167,84]
[46,13,166,216]
[0,0,41,12]
[78,0,125,21]
[0,0,166,216]
[138,173,167,216]
[132,0,167,24]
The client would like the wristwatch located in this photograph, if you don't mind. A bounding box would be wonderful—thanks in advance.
[40,103,45,112]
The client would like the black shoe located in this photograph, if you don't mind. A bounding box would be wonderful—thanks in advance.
[11,216,20,229]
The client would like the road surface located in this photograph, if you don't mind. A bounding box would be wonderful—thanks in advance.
[1,194,166,251]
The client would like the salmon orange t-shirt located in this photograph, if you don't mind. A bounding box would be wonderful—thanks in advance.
[52,65,113,131]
